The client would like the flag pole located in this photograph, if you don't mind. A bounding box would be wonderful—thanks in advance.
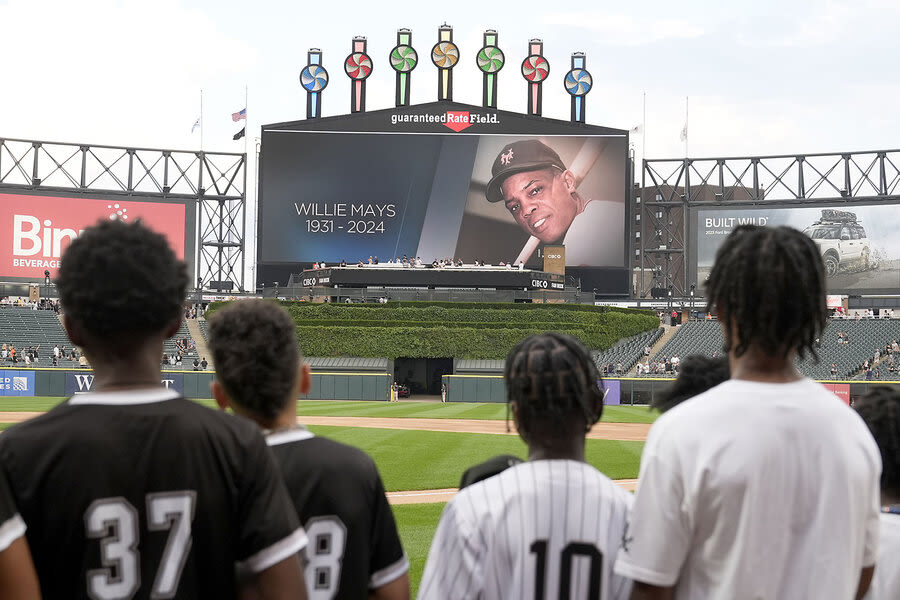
[642,91,646,164]
[684,95,689,158]
[200,89,204,152]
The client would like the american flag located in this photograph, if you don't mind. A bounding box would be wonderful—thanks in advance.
[232,108,247,122]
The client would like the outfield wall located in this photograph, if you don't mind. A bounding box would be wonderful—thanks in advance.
[0,368,391,402]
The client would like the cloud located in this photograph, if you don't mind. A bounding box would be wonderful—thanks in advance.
[543,11,704,45]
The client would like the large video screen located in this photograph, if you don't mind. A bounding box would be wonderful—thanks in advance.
[259,132,626,269]
[0,192,194,280]
[696,204,900,292]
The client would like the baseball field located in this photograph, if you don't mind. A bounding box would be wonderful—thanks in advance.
[0,398,656,595]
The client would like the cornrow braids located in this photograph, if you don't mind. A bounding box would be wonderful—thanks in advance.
[855,386,900,497]
[504,333,604,445]
[705,225,826,361]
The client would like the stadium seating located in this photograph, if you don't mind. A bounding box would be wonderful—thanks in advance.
[0,307,200,369]
[593,328,664,375]
[640,318,900,380]
[0,307,79,367]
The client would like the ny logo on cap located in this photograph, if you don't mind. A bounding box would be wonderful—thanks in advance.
[500,148,514,165]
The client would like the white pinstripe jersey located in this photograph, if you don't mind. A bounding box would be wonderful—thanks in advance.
[418,460,633,600]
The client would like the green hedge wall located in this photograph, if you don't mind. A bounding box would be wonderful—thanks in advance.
[206,301,659,359]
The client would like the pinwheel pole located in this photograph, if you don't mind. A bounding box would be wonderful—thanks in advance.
[521,39,549,116]
[477,30,504,109]
[345,36,373,113]
[390,29,418,107]
[300,48,328,119]
[565,52,593,124]
[431,24,459,101]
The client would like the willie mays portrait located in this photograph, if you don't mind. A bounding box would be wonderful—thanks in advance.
[455,136,626,267]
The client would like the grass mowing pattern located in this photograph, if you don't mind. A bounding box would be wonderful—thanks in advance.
[297,400,659,423]
[307,425,643,491]
[392,503,444,597]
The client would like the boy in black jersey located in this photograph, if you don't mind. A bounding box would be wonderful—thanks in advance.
[0,469,39,598]
[0,220,307,599]
[208,299,410,600]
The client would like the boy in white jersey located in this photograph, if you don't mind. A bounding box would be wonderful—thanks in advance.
[419,333,634,600]
[615,225,881,600]
[855,386,900,600]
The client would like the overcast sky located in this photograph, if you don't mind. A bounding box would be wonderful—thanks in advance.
[2,0,897,161]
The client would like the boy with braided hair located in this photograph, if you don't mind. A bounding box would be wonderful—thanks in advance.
[615,225,881,600]
[419,333,633,600]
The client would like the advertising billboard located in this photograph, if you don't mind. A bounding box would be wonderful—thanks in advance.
[0,370,35,396]
[259,132,626,269]
[696,204,900,292]
[0,192,192,280]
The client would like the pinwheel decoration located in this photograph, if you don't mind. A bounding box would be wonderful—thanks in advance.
[431,41,459,68]
[566,53,592,123]
[344,52,373,80]
[521,54,550,82]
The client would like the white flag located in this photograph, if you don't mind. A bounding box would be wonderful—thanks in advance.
[191,118,200,134]
[679,123,688,142]
[630,124,643,134]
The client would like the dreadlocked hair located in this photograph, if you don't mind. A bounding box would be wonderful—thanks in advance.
[652,354,730,413]
[855,386,900,497]
[504,333,604,445]
[704,225,826,361]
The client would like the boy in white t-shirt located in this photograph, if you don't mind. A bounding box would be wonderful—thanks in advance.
[615,225,881,600]
[856,386,900,600]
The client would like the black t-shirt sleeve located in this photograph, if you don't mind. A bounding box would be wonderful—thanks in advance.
[0,465,25,552]
[368,470,408,588]
[234,430,307,576]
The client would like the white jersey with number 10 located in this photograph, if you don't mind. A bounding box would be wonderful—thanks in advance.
[418,460,633,600]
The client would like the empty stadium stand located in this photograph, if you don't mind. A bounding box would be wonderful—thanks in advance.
[0,307,200,369]
[0,307,80,367]
[593,328,664,375]
[642,318,900,380]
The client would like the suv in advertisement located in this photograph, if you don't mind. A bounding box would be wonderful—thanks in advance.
[802,209,871,276]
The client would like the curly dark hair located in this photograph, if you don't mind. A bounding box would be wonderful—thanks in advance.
[504,333,604,445]
[705,225,826,361]
[855,386,900,497]
[207,299,300,421]
[652,354,730,413]
[56,219,187,340]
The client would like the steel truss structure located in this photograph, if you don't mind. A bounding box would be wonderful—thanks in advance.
[638,149,900,299]
[0,137,245,290]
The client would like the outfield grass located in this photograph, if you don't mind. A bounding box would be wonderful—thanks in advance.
[0,398,658,424]
[307,425,642,491]
[299,400,658,423]
[392,503,444,597]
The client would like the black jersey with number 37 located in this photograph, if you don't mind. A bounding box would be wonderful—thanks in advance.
[266,428,408,599]
[0,389,307,600]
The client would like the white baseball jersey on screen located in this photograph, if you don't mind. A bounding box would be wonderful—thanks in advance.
[864,512,900,599]
[418,459,633,600]
[614,378,882,600]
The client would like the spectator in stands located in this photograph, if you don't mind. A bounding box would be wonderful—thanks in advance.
[1,344,6,360]
[615,225,881,600]
[831,363,838,377]
[161,353,169,366]
[838,332,845,344]
[53,345,59,359]
[78,354,88,368]
[644,344,651,356]
[200,357,208,370]
[854,386,900,599]
[193,357,200,371]
[340,259,347,267]
[368,256,374,265]
[651,354,730,414]
[670,354,680,373]
[373,256,379,265]
[615,361,623,374]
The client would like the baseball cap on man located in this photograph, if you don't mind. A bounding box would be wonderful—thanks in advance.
[485,140,567,203]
